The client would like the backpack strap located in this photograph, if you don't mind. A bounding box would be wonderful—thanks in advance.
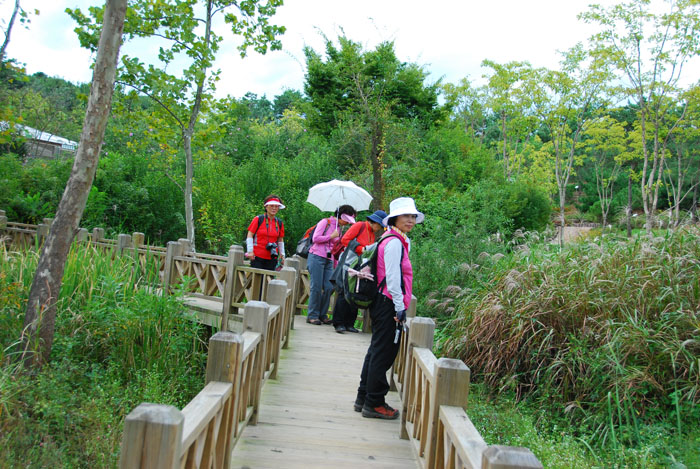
[256,215,283,236]
[374,234,405,294]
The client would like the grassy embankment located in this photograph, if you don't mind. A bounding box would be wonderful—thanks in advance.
[0,243,208,468]
[434,228,700,468]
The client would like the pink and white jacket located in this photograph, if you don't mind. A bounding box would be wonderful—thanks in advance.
[376,229,413,312]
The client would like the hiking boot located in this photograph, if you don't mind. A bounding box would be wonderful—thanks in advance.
[353,398,364,412]
[335,325,346,334]
[362,403,399,420]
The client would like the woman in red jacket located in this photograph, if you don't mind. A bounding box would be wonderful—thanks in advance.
[245,195,285,271]
[332,210,387,333]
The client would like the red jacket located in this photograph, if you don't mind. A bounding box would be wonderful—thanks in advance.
[340,221,376,255]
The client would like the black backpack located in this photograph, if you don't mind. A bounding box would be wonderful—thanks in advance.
[295,218,330,259]
[337,234,404,310]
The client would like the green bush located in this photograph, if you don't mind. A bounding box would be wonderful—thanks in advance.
[0,245,207,468]
[443,228,700,467]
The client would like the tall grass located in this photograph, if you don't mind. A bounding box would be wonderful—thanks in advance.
[0,243,208,468]
[442,228,700,466]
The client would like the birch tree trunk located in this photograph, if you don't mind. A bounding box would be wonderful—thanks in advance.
[21,0,127,367]
[0,0,21,61]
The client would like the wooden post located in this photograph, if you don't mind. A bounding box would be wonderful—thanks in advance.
[243,301,269,425]
[400,317,435,440]
[265,279,287,380]
[277,266,296,344]
[117,233,132,255]
[425,358,471,469]
[0,210,7,229]
[42,217,54,226]
[162,241,184,295]
[205,331,243,468]
[407,295,417,319]
[482,446,543,469]
[36,223,49,246]
[75,228,89,243]
[284,256,301,321]
[178,238,192,255]
[132,232,145,247]
[221,246,243,331]
[230,244,245,314]
[119,403,183,469]
[92,227,105,242]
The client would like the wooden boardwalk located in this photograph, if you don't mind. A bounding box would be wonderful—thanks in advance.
[230,315,419,469]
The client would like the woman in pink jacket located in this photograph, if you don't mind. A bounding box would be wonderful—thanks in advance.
[355,197,423,419]
[306,204,356,325]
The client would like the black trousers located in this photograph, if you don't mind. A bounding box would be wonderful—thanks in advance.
[332,294,358,328]
[251,257,277,271]
[357,294,400,407]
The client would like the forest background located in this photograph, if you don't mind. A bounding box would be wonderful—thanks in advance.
[1,0,699,467]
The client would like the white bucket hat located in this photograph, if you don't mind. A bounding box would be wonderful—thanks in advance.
[383,197,424,226]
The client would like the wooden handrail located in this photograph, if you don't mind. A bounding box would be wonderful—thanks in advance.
[119,291,293,468]
[394,315,543,469]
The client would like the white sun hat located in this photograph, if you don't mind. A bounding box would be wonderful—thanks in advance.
[264,197,286,209]
[383,197,424,226]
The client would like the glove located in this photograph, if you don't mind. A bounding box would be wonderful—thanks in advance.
[395,309,406,323]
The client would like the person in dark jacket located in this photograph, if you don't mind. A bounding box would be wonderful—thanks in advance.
[356,198,423,419]
[332,210,387,333]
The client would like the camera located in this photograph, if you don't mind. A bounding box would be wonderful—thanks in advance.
[266,242,279,258]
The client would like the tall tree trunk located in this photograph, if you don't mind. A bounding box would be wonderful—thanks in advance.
[181,0,213,249]
[0,0,21,61]
[183,131,195,246]
[370,122,385,211]
[692,180,699,224]
[627,166,633,238]
[21,0,127,367]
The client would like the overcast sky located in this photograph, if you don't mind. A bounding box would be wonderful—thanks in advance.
[1,0,679,101]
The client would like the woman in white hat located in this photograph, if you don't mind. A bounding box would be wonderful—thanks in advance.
[356,197,423,419]
[245,194,286,271]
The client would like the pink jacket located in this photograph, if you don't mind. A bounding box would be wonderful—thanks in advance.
[376,230,413,311]
[309,217,341,259]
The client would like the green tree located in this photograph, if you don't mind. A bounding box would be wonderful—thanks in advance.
[69,0,285,247]
[582,115,632,227]
[304,36,443,209]
[528,45,611,245]
[442,77,488,144]
[22,0,127,367]
[481,60,536,180]
[580,0,700,235]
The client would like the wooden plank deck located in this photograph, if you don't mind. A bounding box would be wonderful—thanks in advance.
[230,315,419,469]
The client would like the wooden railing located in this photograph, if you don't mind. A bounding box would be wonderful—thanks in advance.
[391,301,542,469]
[0,211,302,343]
[119,279,294,468]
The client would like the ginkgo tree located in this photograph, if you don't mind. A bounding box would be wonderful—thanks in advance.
[68,0,285,247]
[580,0,700,235]
[528,44,612,245]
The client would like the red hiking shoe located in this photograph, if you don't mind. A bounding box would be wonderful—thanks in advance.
[361,403,399,420]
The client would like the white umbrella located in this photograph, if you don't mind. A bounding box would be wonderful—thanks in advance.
[306,179,373,212]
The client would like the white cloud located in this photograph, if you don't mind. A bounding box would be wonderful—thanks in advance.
[2,0,697,101]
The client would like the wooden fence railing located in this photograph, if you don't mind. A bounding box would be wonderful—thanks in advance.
[119,279,293,468]
[391,301,542,469]
[0,211,303,342]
